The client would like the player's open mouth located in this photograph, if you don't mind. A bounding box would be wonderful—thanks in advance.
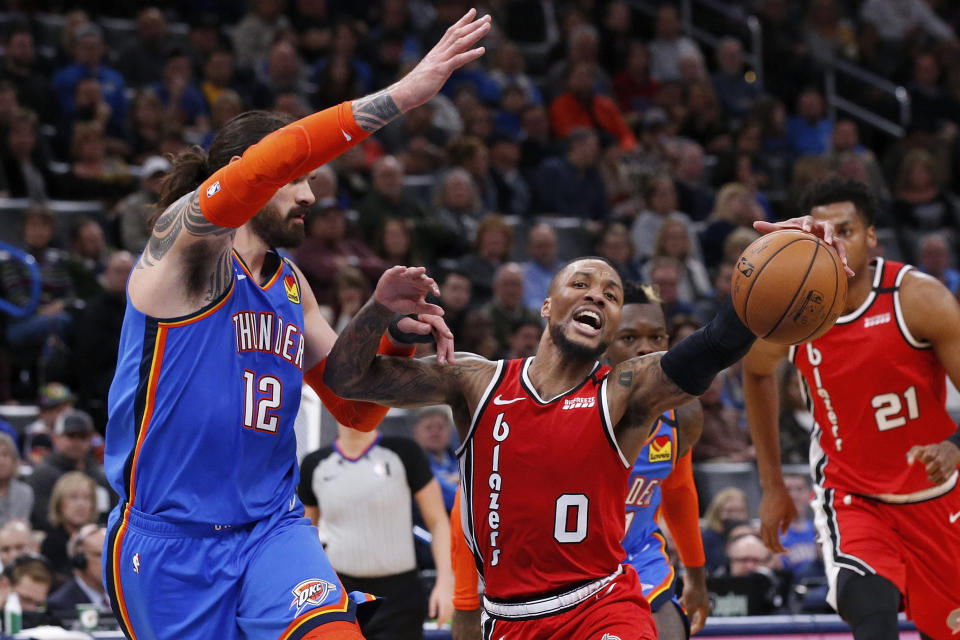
[572,308,603,336]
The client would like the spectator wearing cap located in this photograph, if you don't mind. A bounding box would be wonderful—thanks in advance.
[51,23,128,136]
[550,62,637,151]
[26,410,110,533]
[114,155,171,253]
[39,471,98,580]
[72,251,135,429]
[522,224,563,312]
[0,434,31,528]
[532,128,608,220]
[47,524,110,617]
[22,382,75,454]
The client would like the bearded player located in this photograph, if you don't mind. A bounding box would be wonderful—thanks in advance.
[324,217,844,639]
[743,177,960,639]
[102,11,488,640]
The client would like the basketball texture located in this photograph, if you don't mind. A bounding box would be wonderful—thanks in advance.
[731,229,847,345]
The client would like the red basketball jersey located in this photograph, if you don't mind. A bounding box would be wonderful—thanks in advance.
[791,258,955,497]
[457,357,631,601]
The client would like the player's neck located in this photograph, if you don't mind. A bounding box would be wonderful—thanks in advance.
[842,262,876,315]
[336,428,379,457]
[527,348,597,400]
[233,227,271,282]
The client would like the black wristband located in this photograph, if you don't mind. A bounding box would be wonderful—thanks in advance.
[660,297,757,396]
[947,428,960,450]
[388,314,435,345]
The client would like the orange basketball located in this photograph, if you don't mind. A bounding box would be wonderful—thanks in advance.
[730,229,847,345]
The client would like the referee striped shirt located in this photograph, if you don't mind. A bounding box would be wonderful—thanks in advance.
[299,433,433,577]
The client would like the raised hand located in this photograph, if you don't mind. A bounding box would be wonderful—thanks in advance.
[757,482,797,554]
[373,266,444,317]
[391,9,491,111]
[754,216,854,276]
[395,313,457,365]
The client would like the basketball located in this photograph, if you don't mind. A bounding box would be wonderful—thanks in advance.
[730,230,847,345]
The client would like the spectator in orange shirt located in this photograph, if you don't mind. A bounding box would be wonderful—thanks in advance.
[549,62,637,151]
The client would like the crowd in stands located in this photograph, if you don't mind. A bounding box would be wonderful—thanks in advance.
[0,0,957,631]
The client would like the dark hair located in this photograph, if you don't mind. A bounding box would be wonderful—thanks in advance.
[800,176,877,226]
[155,110,295,215]
[623,281,663,305]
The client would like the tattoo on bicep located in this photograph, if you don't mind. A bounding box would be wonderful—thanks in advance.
[136,192,233,270]
[352,89,401,133]
[618,369,634,388]
[183,195,233,238]
[204,250,233,302]
[359,358,483,405]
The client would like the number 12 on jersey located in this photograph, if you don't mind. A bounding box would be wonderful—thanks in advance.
[242,370,283,433]
[871,385,918,431]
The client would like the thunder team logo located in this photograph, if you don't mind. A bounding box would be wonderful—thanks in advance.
[648,435,672,462]
[290,578,338,615]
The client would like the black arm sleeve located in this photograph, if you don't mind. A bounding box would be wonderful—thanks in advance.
[660,297,757,396]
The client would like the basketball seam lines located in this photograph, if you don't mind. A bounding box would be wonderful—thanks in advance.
[761,238,820,340]
[740,236,807,332]
[796,240,840,343]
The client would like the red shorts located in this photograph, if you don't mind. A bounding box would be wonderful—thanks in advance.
[480,565,656,640]
[813,482,960,638]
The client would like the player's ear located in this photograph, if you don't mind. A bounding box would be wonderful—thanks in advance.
[865,225,877,250]
[541,297,551,319]
[229,155,242,164]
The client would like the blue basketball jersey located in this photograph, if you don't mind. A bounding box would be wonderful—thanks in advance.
[105,251,306,526]
[623,411,678,555]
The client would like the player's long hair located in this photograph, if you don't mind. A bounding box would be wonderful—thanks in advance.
[151,110,295,227]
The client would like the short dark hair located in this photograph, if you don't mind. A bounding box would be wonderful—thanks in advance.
[548,256,618,294]
[623,281,663,305]
[800,176,877,226]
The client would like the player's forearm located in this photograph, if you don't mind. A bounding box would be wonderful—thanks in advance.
[661,452,706,567]
[430,520,454,590]
[323,299,394,397]
[744,370,785,488]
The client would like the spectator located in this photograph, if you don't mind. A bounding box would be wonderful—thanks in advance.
[803,0,856,65]
[26,410,109,533]
[22,383,76,455]
[630,173,697,262]
[642,218,712,304]
[673,140,715,222]
[432,167,488,247]
[373,218,423,269]
[458,308,500,360]
[518,103,552,173]
[668,313,702,346]
[51,24,128,136]
[481,263,542,349]
[488,40,542,106]
[522,223,562,312]
[893,150,960,260]
[917,233,960,296]
[722,227,762,267]
[726,533,779,577]
[62,121,135,202]
[150,50,210,137]
[8,554,59,628]
[859,0,955,48]
[378,100,450,157]
[612,40,658,116]
[648,5,703,82]
[200,49,242,114]
[488,135,530,216]
[693,371,753,463]
[0,108,52,201]
[492,84,526,140]
[777,363,814,465]
[230,0,292,70]
[786,88,833,157]
[711,37,761,121]
[701,487,750,574]
[318,267,370,334]
[0,434,32,527]
[678,80,729,152]
[71,251,135,429]
[549,62,637,151]
[779,474,819,579]
[597,223,642,284]
[649,256,701,324]
[697,261,735,323]
[313,53,364,110]
[250,40,312,111]
[455,215,513,305]
[752,96,793,161]
[0,520,34,568]
[447,136,496,211]
[47,525,110,618]
[64,218,109,302]
[825,119,890,206]
[907,52,960,133]
[439,269,472,338]
[532,128,608,219]
[1,206,75,364]
[356,156,430,245]
[700,182,764,269]
[545,24,612,100]
[505,319,542,360]
[411,407,459,513]
[115,7,170,88]
[40,471,98,579]
[294,204,386,307]
[125,89,166,163]
[115,155,170,253]
[0,25,59,124]
[299,425,453,640]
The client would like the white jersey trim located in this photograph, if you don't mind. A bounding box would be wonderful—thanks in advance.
[836,257,884,325]
[599,378,631,468]
[867,471,957,503]
[457,359,505,458]
[483,565,623,620]
[520,357,600,404]
[892,265,931,349]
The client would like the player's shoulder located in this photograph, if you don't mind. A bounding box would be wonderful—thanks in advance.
[896,267,960,343]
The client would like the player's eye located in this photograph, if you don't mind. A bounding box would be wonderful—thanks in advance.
[620,336,635,344]
[605,292,617,301]
[572,281,586,288]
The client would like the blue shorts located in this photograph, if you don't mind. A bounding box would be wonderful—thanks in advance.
[625,531,679,613]
[104,499,370,640]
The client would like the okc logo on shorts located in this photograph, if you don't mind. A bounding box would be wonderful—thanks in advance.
[290,578,338,615]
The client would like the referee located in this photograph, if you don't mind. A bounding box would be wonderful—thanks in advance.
[299,424,454,640]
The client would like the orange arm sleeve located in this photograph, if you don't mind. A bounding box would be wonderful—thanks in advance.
[303,335,414,433]
[451,487,482,610]
[660,450,706,568]
[198,101,370,228]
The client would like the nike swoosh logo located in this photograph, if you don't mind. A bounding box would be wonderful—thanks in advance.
[493,395,524,406]
[341,129,352,141]
[950,510,960,524]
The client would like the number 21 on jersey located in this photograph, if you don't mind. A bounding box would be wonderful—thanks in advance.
[871,385,919,431]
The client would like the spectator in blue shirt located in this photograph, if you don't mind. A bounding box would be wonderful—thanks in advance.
[411,407,459,513]
[150,51,210,136]
[779,474,820,578]
[51,24,127,137]
[786,88,833,156]
[712,37,761,122]
[917,233,960,296]
[532,128,608,219]
[522,223,562,312]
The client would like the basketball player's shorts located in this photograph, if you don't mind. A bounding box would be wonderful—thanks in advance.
[103,497,374,640]
[626,533,690,633]
[812,480,960,638]
[479,564,657,640]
